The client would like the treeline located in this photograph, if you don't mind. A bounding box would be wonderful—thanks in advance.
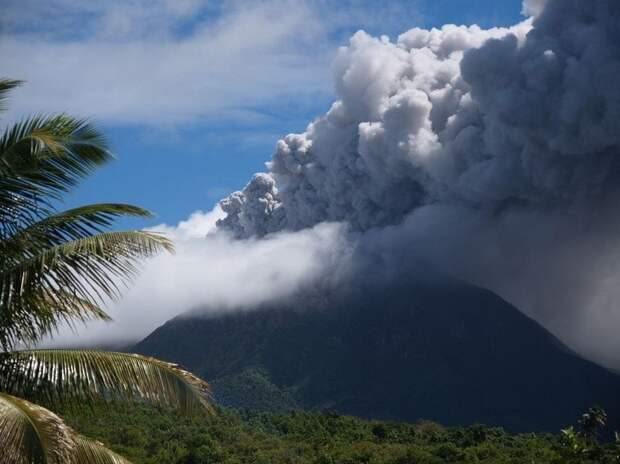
[61,403,620,464]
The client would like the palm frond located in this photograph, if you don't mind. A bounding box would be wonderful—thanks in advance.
[0,79,22,113]
[0,115,112,233]
[1,203,156,257]
[0,350,212,415]
[74,435,132,464]
[0,392,75,464]
[4,230,173,302]
[0,290,111,351]
[0,115,111,180]
[0,231,173,348]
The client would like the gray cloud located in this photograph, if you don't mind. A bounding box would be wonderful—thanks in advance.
[217,0,620,368]
[217,19,533,235]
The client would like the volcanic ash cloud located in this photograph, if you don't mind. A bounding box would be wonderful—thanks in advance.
[217,0,620,368]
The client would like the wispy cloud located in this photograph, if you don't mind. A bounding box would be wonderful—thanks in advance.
[1,1,334,126]
[1,0,424,127]
[2,0,208,41]
[42,207,350,347]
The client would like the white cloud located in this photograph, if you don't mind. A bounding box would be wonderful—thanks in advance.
[521,0,548,17]
[42,207,350,347]
[1,1,332,126]
[2,0,205,41]
[0,0,428,127]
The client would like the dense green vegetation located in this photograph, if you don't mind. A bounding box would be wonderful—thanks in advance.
[62,403,620,464]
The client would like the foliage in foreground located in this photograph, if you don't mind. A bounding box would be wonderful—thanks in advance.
[61,402,620,464]
[0,78,211,463]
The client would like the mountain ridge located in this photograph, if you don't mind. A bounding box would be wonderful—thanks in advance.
[135,278,620,432]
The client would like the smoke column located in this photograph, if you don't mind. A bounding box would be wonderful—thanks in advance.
[217,0,620,368]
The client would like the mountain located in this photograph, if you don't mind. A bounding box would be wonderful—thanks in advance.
[134,277,620,433]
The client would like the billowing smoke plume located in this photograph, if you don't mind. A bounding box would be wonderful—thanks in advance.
[217,0,620,368]
[218,19,533,236]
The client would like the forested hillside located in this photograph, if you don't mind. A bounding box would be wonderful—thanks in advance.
[62,403,620,464]
[136,278,620,432]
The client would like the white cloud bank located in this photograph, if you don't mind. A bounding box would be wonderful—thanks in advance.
[46,208,350,347]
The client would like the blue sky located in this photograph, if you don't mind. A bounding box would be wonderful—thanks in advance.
[1,0,525,229]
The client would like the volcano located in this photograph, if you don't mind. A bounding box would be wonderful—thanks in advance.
[135,278,620,432]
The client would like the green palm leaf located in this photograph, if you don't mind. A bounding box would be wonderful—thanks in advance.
[0,83,176,349]
[3,204,155,252]
[0,78,206,464]
[0,392,133,464]
[0,115,112,236]
[0,115,111,188]
[0,79,22,113]
[0,230,172,349]
[0,290,111,353]
[73,435,132,464]
[0,392,76,464]
[0,350,212,414]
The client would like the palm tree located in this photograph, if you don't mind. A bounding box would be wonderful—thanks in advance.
[0,79,211,463]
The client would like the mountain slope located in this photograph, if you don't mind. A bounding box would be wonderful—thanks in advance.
[135,278,620,432]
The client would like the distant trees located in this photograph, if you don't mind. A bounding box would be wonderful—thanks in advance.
[0,79,211,463]
[57,402,620,464]
[560,407,619,463]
